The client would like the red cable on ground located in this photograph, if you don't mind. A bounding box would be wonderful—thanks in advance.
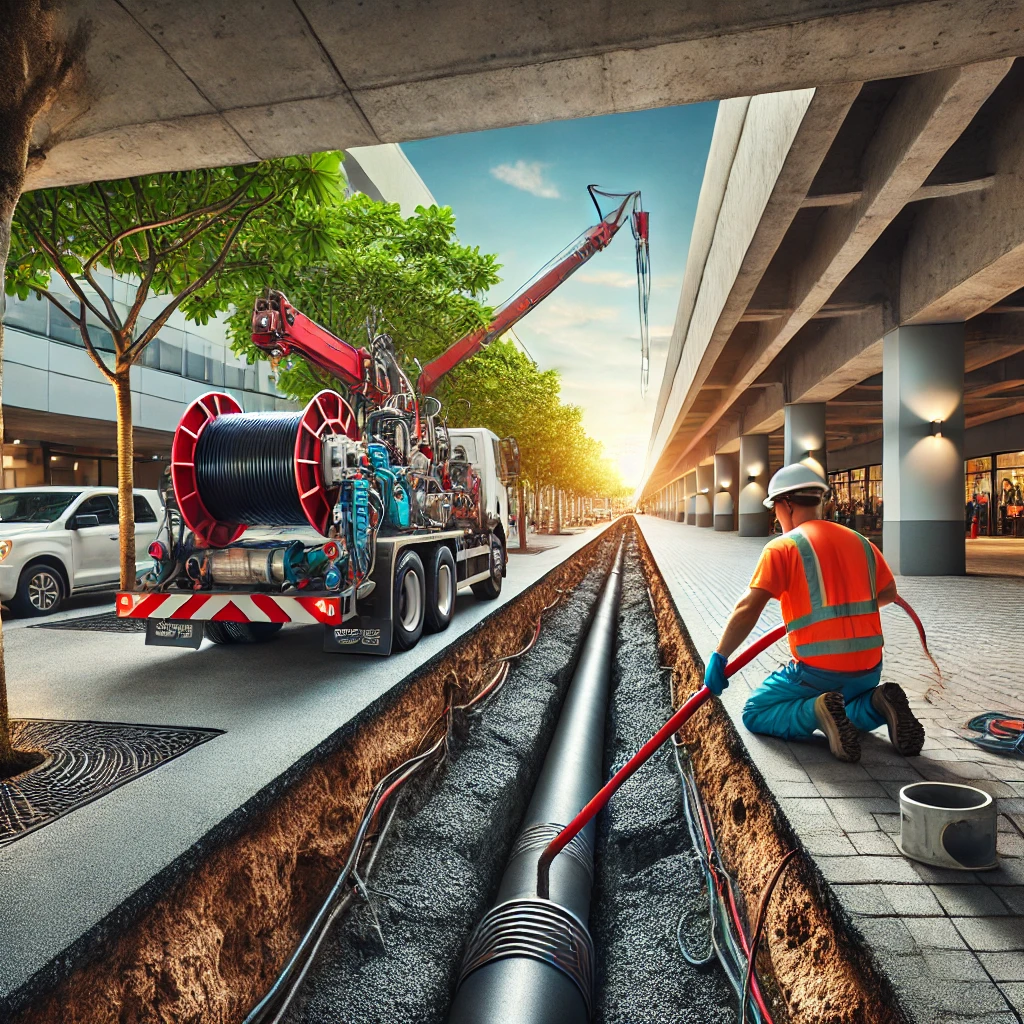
[894,595,942,680]
[537,622,788,896]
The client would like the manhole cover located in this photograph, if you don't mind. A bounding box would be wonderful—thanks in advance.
[0,719,222,847]
[30,612,146,632]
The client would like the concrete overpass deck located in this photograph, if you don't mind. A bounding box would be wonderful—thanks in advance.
[639,515,1024,1023]
[0,526,603,1014]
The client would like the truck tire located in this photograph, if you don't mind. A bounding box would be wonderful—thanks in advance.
[205,621,283,645]
[11,562,65,616]
[423,544,456,634]
[393,549,426,650]
[470,534,504,601]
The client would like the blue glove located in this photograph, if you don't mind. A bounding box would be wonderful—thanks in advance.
[704,651,729,696]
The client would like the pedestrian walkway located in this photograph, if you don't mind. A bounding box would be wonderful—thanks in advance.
[638,515,1024,1024]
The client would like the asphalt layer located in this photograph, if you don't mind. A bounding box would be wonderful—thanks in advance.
[282,550,613,1023]
[590,534,735,1024]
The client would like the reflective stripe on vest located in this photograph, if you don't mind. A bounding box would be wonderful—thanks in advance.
[786,527,883,658]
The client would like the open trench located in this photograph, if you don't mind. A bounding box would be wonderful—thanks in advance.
[9,518,904,1024]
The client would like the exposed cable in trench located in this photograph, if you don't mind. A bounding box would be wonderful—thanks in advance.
[242,588,567,1024]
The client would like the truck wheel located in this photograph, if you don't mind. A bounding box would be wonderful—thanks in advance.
[11,562,65,616]
[471,534,504,601]
[423,545,456,634]
[205,621,283,645]
[393,549,426,650]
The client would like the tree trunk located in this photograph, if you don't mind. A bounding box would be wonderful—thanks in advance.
[0,196,13,766]
[113,366,136,589]
[554,488,562,535]
[517,481,528,551]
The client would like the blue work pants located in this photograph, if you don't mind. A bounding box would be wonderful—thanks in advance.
[741,660,886,742]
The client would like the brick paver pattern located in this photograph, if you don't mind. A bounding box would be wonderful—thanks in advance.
[638,516,1024,1024]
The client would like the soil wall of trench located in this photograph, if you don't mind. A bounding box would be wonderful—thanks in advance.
[5,526,622,1024]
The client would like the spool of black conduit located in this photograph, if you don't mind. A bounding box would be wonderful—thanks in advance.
[193,411,307,527]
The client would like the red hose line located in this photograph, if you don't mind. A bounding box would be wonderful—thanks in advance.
[894,594,942,680]
[536,622,788,897]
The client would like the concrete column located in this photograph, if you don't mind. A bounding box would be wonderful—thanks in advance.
[674,480,685,522]
[739,434,771,536]
[684,471,697,524]
[713,452,738,531]
[882,323,965,575]
[784,402,827,477]
[695,463,714,527]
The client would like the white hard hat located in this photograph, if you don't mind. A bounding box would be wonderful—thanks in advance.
[764,463,830,508]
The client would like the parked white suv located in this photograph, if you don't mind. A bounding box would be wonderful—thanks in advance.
[0,487,163,616]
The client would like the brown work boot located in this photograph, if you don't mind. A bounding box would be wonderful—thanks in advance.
[872,682,926,757]
[814,691,861,763]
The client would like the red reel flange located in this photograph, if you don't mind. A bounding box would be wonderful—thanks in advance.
[294,389,360,535]
[171,392,246,547]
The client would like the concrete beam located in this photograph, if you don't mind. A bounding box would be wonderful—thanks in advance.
[651,61,1009,488]
[902,63,1024,323]
[644,83,859,492]
[35,1,1024,191]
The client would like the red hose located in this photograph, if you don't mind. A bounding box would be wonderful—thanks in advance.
[894,595,942,680]
[536,622,788,897]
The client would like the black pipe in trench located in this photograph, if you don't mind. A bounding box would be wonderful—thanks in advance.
[448,539,625,1024]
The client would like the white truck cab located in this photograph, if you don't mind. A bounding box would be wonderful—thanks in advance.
[448,428,517,554]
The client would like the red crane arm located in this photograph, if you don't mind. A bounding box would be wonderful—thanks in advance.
[416,190,648,395]
[251,291,394,405]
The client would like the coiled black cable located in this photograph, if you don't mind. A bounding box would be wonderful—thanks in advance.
[194,412,306,526]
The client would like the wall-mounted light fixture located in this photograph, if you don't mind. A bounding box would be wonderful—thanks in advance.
[747,474,757,483]
[700,487,710,494]
[11,439,20,445]
[930,420,943,438]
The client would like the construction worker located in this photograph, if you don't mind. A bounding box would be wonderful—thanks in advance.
[703,463,925,763]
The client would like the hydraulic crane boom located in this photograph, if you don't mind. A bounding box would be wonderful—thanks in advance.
[250,186,649,410]
[417,188,648,395]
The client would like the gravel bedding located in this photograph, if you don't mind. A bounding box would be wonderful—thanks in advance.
[283,554,612,1023]
[590,533,735,1024]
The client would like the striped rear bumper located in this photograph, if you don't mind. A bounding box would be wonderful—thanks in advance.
[116,591,342,625]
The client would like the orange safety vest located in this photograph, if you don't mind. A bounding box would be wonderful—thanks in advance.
[776,521,885,672]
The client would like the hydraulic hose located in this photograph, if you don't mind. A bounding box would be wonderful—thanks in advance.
[536,622,788,898]
[448,540,626,1024]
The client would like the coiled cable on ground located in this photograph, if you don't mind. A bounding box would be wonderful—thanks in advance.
[242,583,569,1024]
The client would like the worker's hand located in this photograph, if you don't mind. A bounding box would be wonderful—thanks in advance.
[704,651,729,696]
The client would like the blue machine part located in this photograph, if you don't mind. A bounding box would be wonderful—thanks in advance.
[336,476,372,580]
[367,442,412,529]
[324,564,343,590]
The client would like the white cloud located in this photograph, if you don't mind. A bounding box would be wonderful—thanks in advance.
[490,160,561,199]
[576,269,636,289]
[527,300,619,335]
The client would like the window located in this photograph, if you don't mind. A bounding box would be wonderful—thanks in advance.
[76,495,118,525]
[4,292,48,334]
[0,491,79,523]
[133,495,158,523]
[49,297,83,346]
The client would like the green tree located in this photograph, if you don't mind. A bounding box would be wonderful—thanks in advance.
[0,0,84,775]
[6,153,344,589]
[226,193,500,404]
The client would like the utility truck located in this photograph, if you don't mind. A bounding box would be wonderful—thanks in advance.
[116,187,649,655]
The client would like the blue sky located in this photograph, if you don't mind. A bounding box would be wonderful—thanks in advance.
[403,102,717,488]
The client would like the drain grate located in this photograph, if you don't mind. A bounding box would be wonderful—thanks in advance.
[30,612,146,633]
[0,719,222,847]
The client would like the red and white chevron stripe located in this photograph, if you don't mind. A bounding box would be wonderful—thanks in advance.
[116,591,342,625]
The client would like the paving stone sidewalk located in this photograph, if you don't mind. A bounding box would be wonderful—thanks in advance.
[638,515,1024,1024]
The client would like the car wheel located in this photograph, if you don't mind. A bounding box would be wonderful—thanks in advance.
[423,545,456,634]
[11,563,65,617]
[392,549,426,651]
[204,621,283,644]
[470,534,504,601]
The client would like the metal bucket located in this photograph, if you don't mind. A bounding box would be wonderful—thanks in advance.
[899,782,997,871]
